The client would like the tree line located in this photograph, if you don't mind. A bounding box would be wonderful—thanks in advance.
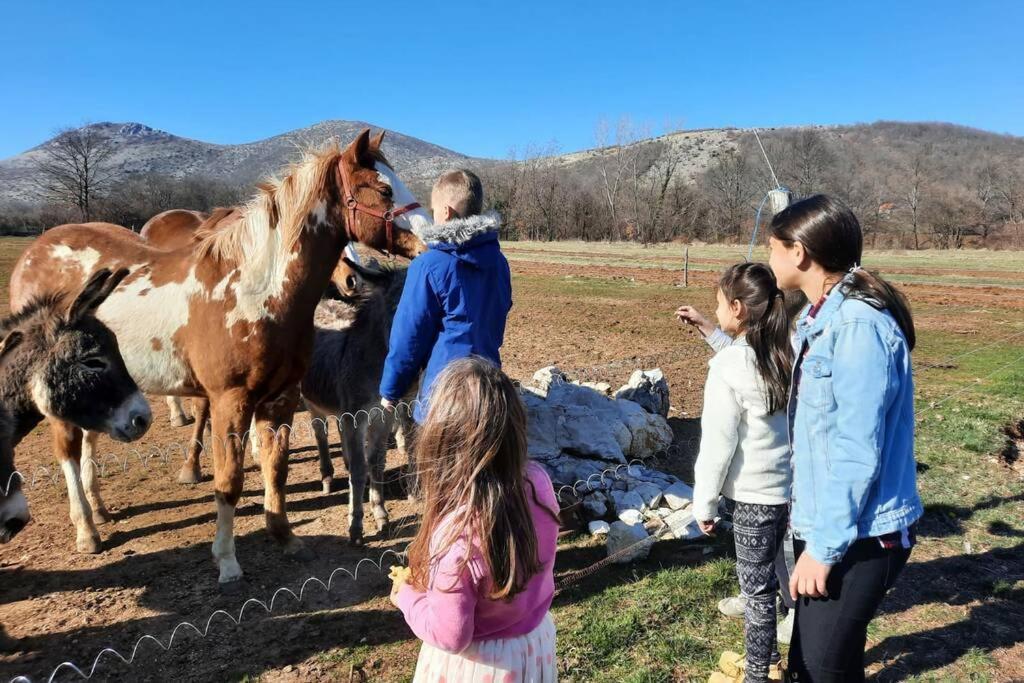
[5,121,1023,249]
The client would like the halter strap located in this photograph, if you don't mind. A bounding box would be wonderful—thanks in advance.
[337,158,421,256]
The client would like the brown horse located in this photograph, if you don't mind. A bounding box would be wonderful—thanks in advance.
[140,209,368,482]
[9,130,429,587]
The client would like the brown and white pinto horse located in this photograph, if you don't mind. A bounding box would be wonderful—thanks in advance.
[9,130,430,586]
[140,209,365,434]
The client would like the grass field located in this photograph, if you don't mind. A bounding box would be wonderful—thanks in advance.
[1,238,1022,682]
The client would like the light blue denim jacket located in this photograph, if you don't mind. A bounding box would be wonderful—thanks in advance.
[789,275,923,565]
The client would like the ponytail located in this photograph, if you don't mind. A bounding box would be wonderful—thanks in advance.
[719,263,793,414]
[770,195,916,351]
[846,269,916,351]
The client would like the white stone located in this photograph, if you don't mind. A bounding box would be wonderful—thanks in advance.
[661,508,703,541]
[610,489,646,515]
[616,398,674,458]
[631,482,664,509]
[615,368,671,417]
[618,508,644,525]
[662,482,694,511]
[606,521,653,563]
[588,520,611,536]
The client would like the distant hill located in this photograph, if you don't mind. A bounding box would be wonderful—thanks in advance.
[0,120,477,206]
[3,119,1021,248]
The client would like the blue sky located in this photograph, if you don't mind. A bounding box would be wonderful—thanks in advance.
[1,0,1021,159]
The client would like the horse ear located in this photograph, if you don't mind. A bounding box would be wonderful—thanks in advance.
[0,330,24,361]
[67,268,129,324]
[344,128,373,166]
[370,130,385,151]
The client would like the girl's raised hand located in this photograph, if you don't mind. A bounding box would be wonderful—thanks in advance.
[674,305,715,337]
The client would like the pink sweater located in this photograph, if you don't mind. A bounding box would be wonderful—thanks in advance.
[397,462,560,653]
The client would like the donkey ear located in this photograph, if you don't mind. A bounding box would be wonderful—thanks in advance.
[0,330,24,361]
[342,256,391,285]
[67,268,128,324]
[370,130,386,151]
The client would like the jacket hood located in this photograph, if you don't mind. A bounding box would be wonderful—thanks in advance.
[416,211,501,246]
[417,211,503,268]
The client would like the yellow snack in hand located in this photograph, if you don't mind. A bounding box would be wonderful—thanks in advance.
[389,565,410,586]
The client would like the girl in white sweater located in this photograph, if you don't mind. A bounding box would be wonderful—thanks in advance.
[676,262,793,683]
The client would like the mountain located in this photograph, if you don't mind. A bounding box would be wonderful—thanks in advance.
[0,120,478,206]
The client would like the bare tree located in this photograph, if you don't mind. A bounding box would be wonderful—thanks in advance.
[595,117,650,240]
[702,149,757,241]
[33,124,119,221]
[901,149,931,249]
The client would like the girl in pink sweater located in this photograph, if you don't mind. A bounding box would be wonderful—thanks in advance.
[391,357,561,682]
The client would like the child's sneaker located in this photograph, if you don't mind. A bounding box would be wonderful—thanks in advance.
[717,595,747,619]
[718,650,745,677]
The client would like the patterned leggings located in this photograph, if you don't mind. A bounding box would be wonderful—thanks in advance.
[730,499,789,683]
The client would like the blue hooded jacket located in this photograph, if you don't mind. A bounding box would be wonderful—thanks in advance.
[379,211,512,421]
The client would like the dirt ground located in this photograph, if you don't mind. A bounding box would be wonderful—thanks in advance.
[0,244,1022,682]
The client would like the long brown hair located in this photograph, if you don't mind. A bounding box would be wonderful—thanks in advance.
[719,263,793,414]
[769,194,916,350]
[407,357,559,600]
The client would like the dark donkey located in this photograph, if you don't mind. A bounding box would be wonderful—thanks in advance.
[300,259,415,544]
[0,269,152,546]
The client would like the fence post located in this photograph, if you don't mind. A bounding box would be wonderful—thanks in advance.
[683,246,689,288]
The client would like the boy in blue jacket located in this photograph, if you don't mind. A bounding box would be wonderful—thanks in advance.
[379,169,512,422]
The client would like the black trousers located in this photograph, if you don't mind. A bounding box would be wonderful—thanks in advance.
[788,537,911,682]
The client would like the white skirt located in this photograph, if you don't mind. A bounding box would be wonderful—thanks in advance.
[412,613,557,683]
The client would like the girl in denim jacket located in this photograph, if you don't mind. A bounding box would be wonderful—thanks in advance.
[768,195,923,682]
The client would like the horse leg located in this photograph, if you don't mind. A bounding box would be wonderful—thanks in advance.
[167,396,195,428]
[366,413,391,534]
[80,431,111,524]
[52,420,101,554]
[340,417,368,546]
[178,398,209,484]
[308,404,334,494]
[253,389,308,559]
[209,390,253,587]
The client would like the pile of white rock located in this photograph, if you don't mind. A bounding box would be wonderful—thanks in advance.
[521,366,703,563]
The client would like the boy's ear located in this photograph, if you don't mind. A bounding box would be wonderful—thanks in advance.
[444,205,458,221]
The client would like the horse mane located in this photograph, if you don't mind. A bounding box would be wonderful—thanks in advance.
[195,143,344,264]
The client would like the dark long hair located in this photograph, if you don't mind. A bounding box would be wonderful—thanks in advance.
[769,194,916,350]
[720,263,792,414]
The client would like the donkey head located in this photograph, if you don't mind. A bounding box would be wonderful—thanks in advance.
[31,269,152,442]
[332,129,430,260]
[0,330,27,543]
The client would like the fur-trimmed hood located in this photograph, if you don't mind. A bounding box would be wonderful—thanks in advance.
[414,211,503,270]
[415,210,501,247]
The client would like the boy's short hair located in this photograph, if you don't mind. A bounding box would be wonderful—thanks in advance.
[433,169,484,217]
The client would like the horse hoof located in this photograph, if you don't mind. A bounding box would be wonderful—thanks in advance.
[348,533,365,547]
[218,578,244,595]
[321,478,333,495]
[93,509,113,525]
[76,535,102,554]
[177,468,201,485]
[170,415,195,428]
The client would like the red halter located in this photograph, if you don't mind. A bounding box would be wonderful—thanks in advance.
[338,158,421,256]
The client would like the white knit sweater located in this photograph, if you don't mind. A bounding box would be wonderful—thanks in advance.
[691,331,792,521]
